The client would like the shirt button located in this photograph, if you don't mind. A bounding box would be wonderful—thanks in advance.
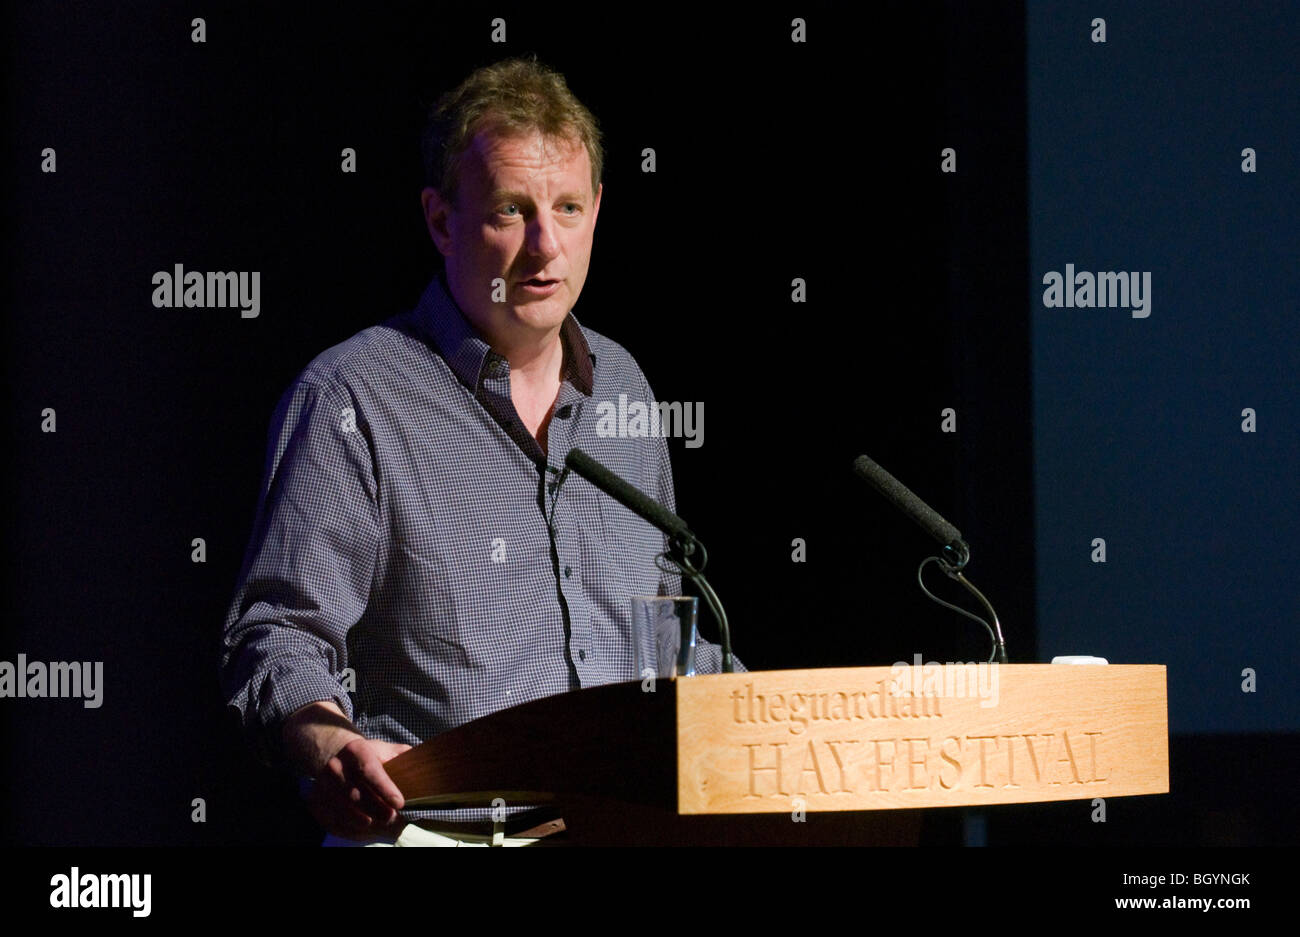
[578,649,586,661]
[564,565,572,578]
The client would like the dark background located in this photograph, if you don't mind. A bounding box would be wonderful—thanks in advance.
[3,1,1294,848]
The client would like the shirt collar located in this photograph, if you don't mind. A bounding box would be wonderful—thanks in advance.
[414,270,595,396]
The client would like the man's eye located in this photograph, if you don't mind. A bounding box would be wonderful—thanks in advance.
[499,204,520,216]
[562,203,579,214]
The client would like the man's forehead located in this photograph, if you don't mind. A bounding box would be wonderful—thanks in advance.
[465,126,590,186]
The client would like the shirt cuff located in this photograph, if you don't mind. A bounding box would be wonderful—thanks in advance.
[244,663,355,770]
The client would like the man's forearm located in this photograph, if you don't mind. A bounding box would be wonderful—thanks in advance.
[280,699,365,778]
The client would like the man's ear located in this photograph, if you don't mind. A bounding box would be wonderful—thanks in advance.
[421,187,453,257]
[591,182,602,228]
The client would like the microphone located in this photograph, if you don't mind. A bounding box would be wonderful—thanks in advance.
[565,447,694,545]
[564,447,733,673]
[853,453,1007,663]
[852,454,968,566]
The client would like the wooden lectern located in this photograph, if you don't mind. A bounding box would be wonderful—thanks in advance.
[383,665,1168,845]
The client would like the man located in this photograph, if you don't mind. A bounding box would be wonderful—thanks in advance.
[219,56,740,847]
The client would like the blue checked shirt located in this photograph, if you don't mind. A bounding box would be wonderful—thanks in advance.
[220,271,741,822]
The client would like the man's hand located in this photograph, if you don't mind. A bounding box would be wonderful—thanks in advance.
[282,700,413,839]
[305,737,413,839]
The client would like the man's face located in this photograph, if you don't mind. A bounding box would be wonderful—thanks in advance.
[422,126,602,348]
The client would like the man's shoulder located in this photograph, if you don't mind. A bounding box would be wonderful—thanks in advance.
[292,313,424,396]
[574,320,652,391]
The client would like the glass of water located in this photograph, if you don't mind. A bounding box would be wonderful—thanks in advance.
[630,596,699,679]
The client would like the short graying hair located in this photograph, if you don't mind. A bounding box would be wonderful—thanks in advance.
[421,55,604,206]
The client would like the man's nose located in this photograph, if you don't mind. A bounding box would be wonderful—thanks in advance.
[525,212,561,261]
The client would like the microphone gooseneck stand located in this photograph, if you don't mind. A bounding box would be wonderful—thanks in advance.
[655,534,734,674]
[916,539,1009,664]
[563,447,735,673]
[853,454,1009,664]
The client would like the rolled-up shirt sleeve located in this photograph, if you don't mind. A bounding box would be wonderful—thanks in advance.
[219,378,380,766]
